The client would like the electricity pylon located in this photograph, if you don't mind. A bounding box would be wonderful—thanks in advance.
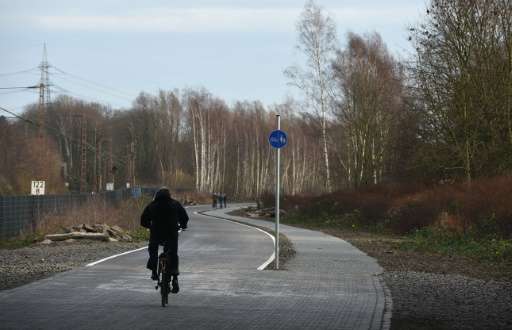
[37,43,51,138]
[38,43,51,111]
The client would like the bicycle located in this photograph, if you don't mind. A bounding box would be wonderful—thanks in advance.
[156,252,171,307]
[155,228,184,307]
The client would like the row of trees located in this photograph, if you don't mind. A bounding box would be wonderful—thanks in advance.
[0,0,510,196]
[286,0,511,188]
[286,1,416,189]
[0,92,327,196]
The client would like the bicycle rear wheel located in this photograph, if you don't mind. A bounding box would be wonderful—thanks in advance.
[161,267,169,307]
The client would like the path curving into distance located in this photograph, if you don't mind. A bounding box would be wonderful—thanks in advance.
[204,205,391,330]
[0,205,390,330]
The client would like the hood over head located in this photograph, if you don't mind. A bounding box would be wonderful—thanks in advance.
[154,187,171,201]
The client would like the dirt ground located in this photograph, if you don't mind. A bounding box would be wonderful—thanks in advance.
[323,228,512,282]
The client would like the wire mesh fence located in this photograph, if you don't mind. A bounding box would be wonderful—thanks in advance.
[0,188,143,239]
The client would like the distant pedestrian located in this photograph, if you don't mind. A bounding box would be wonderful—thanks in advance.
[223,194,227,208]
[212,193,217,208]
[220,193,226,208]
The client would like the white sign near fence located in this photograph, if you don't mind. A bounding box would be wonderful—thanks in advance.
[31,181,45,195]
[106,182,114,191]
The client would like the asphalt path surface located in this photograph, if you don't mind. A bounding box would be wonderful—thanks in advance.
[0,205,389,330]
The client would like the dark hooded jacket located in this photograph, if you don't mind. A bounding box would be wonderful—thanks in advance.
[140,189,189,242]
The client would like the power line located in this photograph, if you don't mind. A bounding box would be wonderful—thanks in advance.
[0,86,39,90]
[0,67,39,77]
[52,83,119,105]
[0,106,36,124]
[0,104,29,111]
[52,74,133,102]
[51,83,73,95]
[0,89,38,96]
[53,76,133,101]
[1,51,134,108]
[51,66,133,100]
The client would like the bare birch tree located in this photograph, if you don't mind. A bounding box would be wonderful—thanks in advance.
[332,33,406,187]
[285,0,337,192]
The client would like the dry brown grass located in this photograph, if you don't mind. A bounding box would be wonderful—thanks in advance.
[37,198,149,235]
[263,176,512,238]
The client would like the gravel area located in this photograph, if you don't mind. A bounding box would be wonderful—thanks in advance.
[331,230,512,330]
[0,240,147,291]
[385,271,512,330]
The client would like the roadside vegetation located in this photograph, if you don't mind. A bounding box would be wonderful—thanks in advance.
[0,190,213,249]
[0,233,46,250]
[260,176,512,280]
[0,197,150,249]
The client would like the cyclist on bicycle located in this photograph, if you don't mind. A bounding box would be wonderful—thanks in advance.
[140,187,189,293]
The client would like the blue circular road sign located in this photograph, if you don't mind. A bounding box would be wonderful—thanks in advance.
[269,130,288,148]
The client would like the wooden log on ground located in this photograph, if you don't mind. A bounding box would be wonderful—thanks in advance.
[46,232,109,242]
[45,233,73,241]
[71,232,110,241]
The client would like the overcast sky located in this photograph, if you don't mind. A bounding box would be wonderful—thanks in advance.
[0,0,426,112]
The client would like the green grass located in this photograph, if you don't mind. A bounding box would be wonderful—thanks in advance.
[0,232,45,249]
[283,210,512,264]
[283,210,381,233]
[401,228,512,263]
[129,227,150,241]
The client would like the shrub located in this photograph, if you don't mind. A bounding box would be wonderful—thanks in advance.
[275,176,512,238]
[386,201,440,234]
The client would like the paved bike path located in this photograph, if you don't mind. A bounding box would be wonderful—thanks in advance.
[204,206,391,330]
[0,205,390,330]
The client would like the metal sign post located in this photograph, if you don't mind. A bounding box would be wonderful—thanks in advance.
[276,115,281,270]
[268,115,287,270]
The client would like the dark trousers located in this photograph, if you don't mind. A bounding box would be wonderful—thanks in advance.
[147,238,179,276]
